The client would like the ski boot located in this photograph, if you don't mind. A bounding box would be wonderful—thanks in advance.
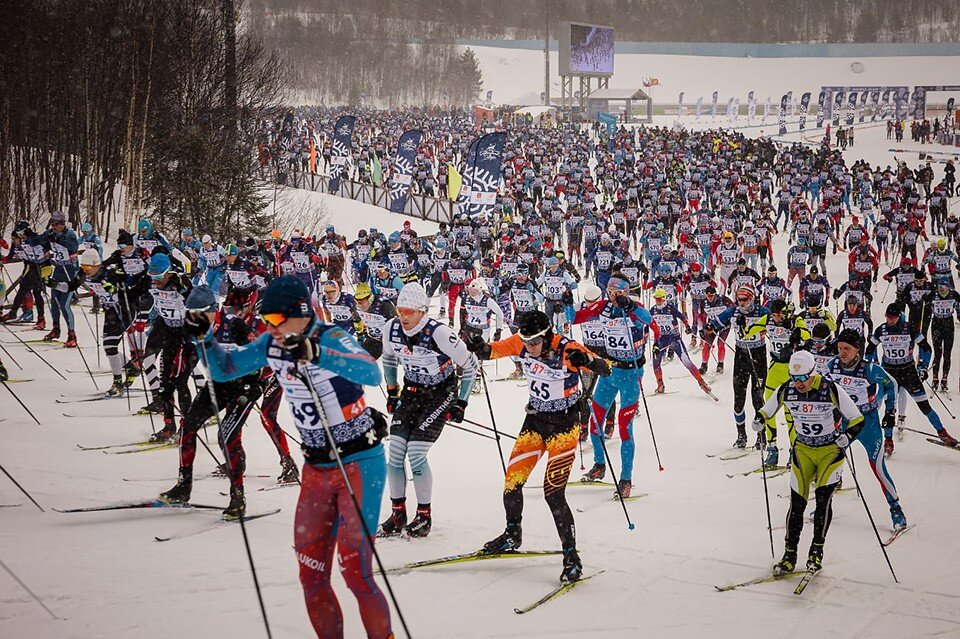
[753,432,765,450]
[106,375,126,397]
[560,548,583,584]
[482,520,522,554]
[897,414,906,441]
[222,486,246,521]
[654,380,666,394]
[277,456,300,484]
[122,363,140,388]
[883,437,894,457]
[0,361,7,382]
[159,468,193,504]
[933,376,940,391]
[378,498,407,537]
[763,444,779,467]
[18,310,33,323]
[733,426,748,449]
[0,311,14,324]
[689,336,698,349]
[139,395,165,415]
[937,429,959,448]
[403,505,432,538]
[698,362,708,375]
[33,318,46,331]
[603,417,615,439]
[615,479,632,499]
[42,326,61,342]
[581,463,606,482]
[149,419,177,443]
[890,503,908,531]
[941,377,949,393]
[715,362,724,374]
[806,543,824,571]
[772,547,797,576]
[63,330,78,348]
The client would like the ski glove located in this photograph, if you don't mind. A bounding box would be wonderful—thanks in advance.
[882,412,896,433]
[613,294,637,311]
[386,386,399,414]
[447,399,467,423]
[493,328,502,341]
[916,364,929,382]
[567,348,591,368]
[281,333,320,364]
[751,416,765,432]
[835,431,851,449]
[184,310,212,338]
[462,331,491,359]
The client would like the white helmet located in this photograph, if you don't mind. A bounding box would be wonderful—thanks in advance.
[789,350,816,379]
[79,248,101,267]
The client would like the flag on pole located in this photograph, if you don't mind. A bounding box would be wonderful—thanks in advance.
[447,163,462,202]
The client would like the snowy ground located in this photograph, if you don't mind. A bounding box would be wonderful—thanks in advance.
[3,109,960,639]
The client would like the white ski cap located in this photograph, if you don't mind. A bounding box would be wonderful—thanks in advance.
[583,283,602,303]
[79,248,101,267]
[789,350,816,378]
[201,234,212,243]
[397,282,429,311]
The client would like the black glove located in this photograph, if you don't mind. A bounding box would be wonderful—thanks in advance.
[613,293,637,311]
[184,310,212,338]
[882,411,896,432]
[703,324,716,335]
[462,331,491,359]
[917,364,928,382]
[281,333,321,363]
[493,328,502,341]
[567,348,591,368]
[736,313,747,328]
[447,398,467,423]
[386,386,399,414]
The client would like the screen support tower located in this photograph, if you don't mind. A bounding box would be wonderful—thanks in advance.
[561,75,609,114]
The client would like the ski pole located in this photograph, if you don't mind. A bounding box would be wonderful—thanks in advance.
[460,417,517,440]
[0,557,59,620]
[0,320,67,380]
[479,367,508,476]
[0,460,44,511]
[842,447,899,583]
[72,331,100,391]
[77,301,101,368]
[637,380,664,472]
[897,424,939,438]
[1,380,40,426]
[924,379,956,419]
[295,362,413,639]
[0,341,23,370]
[588,373,635,531]
[198,340,274,639]
[755,425,776,559]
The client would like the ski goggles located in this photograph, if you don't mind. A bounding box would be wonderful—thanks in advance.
[519,327,550,346]
[149,269,169,281]
[790,372,813,383]
[396,307,422,318]
[260,312,289,327]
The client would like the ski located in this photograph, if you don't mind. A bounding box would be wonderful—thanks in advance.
[883,523,915,546]
[2,378,33,384]
[576,493,648,513]
[54,499,222,513]
[644,390,678,397]
[56,394,126,404]
[705,447,742,458]
[794,568,820,595]
[514,570,604,614]
[725,465,789,478]
[103,442,176,455]
[66,369,113,376]
[60,388,145,400]
[0,503,22,508]
[154,508,281,542]
[123,473,271,483]
[77,439,157,451]
[384,550,562,573]
[256,482,299,492]
[926,437,960,452]
[715,570,801,592]
[718,450,753,461]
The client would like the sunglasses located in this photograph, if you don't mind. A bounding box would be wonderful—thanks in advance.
[260,312,288,327]
[396,307,422,317]
[790,373,812,383]
[322,288,337,294]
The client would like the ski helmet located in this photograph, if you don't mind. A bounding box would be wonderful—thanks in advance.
[516,310,552,344]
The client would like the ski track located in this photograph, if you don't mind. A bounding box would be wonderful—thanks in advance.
[3,99,960,639]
